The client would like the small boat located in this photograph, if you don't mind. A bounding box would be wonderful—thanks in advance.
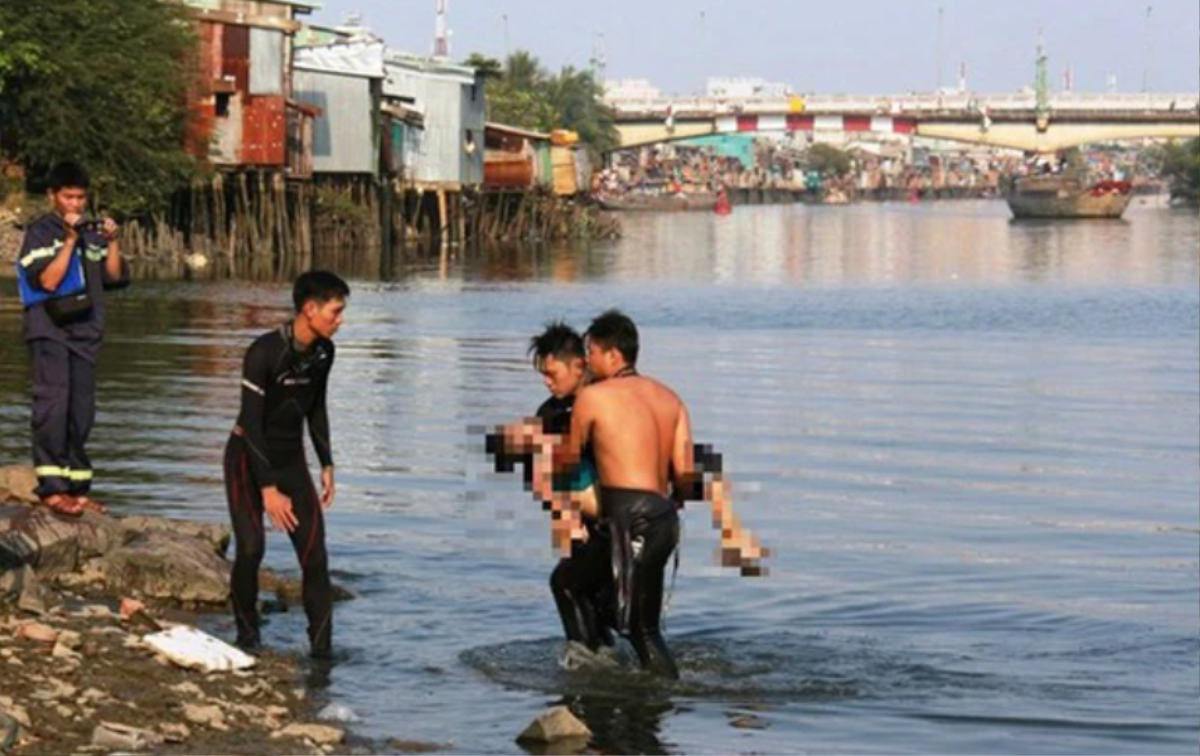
[1007,175,1134,219]
[596,191,718,213]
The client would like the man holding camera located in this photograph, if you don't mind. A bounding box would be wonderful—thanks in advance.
[16,161,128,517]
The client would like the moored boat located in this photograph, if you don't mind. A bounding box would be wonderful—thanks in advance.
[596,191,718,212]
[1007,175,1134,219]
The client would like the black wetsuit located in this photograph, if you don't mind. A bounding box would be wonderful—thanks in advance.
[603,487,681,679]
[538,396,618,652]
[224,323,335,656]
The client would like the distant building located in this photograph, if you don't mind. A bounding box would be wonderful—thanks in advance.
[604,79,663,102]
[179,0,323,177]
[384,52,485,186]
[290,36,484,185]
[292,42,391,176]
[484,123,552,190]
[706,77,791,99]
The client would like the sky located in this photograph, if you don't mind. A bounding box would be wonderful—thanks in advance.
[304,0,1200,96]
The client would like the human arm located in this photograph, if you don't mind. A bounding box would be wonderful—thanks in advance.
[670,408,767,575]
[99,217,129,288]
[20,217,78,293]
[240,340,296,531]
[308,346,335,509]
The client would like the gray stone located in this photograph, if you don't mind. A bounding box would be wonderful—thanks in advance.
[119,516,231,556]
[1,566,55,615]
[92,721,165,752]
[182,703,227,730]
[2,507,79,576]
[516,706,592,744]
[274,723,345,746]
[103,530,230,603]
[158,722,191,743]
[0,511,39,573]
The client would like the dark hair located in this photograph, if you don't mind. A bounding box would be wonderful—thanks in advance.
[47,162,90,192]
[585,309,638,366]
[293,270,350,312]
[528,321,584,369]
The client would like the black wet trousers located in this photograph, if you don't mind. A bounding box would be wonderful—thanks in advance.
[550,523,616,651]
[224,434,332,657]
[29,340,96,498]
[604,487,681,679]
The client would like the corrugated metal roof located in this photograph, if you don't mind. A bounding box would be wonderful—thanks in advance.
[383,52,476,87]
[294,42,385,78]
[181,1,323,10]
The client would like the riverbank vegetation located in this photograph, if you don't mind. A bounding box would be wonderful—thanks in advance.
[1156,138,1200,204]
[464,51,619,157]
[0,0,197,215]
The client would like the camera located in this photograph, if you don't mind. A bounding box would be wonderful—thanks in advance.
[73,217,109,235]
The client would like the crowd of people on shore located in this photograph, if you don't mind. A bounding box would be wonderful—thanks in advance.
[593,138,1165,203]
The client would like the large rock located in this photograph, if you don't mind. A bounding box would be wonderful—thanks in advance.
[0,506,38,572]
[0,565,54,615]
[0,466,37,505]
[104,530,230,603]
[1,505,122,575]
[0,507,79,576]
[119,517,230,556]
[516,706,592,744]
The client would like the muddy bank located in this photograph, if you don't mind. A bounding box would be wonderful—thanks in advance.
[0,465,440,755]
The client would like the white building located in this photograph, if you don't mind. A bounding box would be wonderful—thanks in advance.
[706,77,791,99]
[604,78,663,102]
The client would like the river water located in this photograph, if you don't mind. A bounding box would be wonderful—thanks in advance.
[2,200,1198,754]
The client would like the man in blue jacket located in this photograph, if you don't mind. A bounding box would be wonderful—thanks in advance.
[16,162,129,517]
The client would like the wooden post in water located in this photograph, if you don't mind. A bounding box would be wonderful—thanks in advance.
[436,188,448,252]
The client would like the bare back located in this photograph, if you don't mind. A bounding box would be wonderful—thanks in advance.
[579,375,685,494]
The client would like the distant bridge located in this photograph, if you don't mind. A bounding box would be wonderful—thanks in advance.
[608,92,1200,152]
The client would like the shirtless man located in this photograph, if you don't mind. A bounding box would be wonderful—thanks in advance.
[557,310,763,679]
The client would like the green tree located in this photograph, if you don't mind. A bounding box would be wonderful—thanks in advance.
[1159,138,1200,204]
[464,49,618,157]
[0,0,197,214]
[805,144,852,177]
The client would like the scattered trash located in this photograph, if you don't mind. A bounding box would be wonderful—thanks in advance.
[142,625,256,673]
[119,598,162,632]
[14,622,57,644]
[92,721,164,752]
[317,702,361,723]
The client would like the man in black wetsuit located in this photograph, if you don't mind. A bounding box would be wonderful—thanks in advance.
[224,271,349,658]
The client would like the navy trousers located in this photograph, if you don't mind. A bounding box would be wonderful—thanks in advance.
[29,339,96,498]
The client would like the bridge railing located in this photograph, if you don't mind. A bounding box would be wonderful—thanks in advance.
[608,92,1200,117]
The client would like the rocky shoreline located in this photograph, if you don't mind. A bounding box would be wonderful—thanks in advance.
[0,465,382,756]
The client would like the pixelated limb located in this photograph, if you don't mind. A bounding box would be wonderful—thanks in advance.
[708,473,769,577]
[677,442,769,577]
[486,420,592,556]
